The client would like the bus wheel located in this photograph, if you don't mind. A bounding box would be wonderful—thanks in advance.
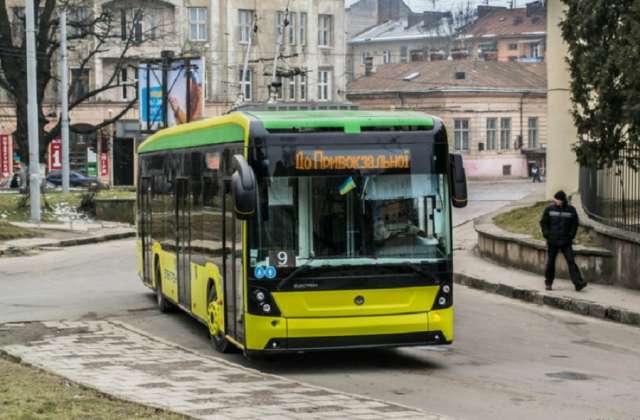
[207,285,234,353]
[155,263,172,313]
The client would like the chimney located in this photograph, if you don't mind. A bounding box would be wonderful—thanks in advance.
[364,56,374,76]
[477,5,507,18]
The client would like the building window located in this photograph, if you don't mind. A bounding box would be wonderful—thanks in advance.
[146,10,158,41]
[528,117,538,148]
[454,119,470,151]
[288,12,296,45]
[299,74,307,100]
[299,13,307,46]
[188,7,208,41]
[383,50,392,64]
[500,118,511,150]
[12,7,25,42]
[362,51,370,65]
[119,68,128,100]
[71,69,90,102]
[529,43,541,58]
[275,76,284,100]
[239,68,252,101]
[288,77,296,100]
[69,7,89,37]
[276,11,285,39]
[509,43,518,50]
[318,15,333,47]
[239,9,254,43]
[486,118,497,150]
[400,46,408,63]
[318,70,331,101]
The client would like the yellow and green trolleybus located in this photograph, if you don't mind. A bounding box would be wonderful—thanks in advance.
[136,109,467,356]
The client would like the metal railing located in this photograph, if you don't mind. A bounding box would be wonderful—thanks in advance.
[579,148,640,233]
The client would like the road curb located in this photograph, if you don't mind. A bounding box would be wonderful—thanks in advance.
[453,272,640,328]
[0,230,136,256]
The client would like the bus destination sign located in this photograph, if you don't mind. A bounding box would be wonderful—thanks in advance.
[295,149,411,171]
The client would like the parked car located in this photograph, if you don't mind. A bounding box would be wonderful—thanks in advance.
[46,170,105,189]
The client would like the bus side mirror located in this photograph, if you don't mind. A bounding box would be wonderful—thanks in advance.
[231,154,257,220]
[450,154,468,208]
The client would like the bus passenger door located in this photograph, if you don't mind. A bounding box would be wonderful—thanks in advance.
[140,176,153,285]
[223,181,244,343]
[176,178,191,309]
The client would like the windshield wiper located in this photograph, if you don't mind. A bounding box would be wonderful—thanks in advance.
[276,264,313,290]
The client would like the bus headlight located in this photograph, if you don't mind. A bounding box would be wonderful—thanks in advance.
[432,281,453,310]
[248,287,281,317]
[442,285,451,294]
[438,297,447,306]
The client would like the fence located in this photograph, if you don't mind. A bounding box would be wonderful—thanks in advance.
[579,149,640,233]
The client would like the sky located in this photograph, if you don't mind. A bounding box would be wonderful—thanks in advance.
[345,0,516,11]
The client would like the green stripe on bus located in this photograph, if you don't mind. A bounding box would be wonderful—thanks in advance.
[138,124,245,154]
[247,111,435,133]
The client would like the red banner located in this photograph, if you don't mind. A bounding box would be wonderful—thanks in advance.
[0,134,11,178]
[48,138,62,171]
[100,152,109,177]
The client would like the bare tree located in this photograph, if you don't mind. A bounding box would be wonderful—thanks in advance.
[0,0,165,165]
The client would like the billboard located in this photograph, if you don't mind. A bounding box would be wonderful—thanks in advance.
[138,57,205,130]
[138,64,164,131]
[0,134,12,178]
[167,57,205,127]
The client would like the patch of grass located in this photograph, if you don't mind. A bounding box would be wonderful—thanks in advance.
[493,201,598,247]
[0,221,37,241]
[0,191,135,222]
[0,353,185,420]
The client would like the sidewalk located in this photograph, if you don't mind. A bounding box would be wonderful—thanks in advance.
[453,221,640,327]
[0,221,135,256]
[0,320,451,420]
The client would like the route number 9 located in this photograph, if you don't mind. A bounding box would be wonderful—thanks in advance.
[269,250,294,268]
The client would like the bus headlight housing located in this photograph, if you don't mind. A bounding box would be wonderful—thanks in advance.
[432,282,453,310]
[249,287,281,316]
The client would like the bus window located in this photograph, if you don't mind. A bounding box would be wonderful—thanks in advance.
[250,173,450,268]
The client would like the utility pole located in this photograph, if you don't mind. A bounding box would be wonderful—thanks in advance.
[60,8,70,193]
[26,0,41,221]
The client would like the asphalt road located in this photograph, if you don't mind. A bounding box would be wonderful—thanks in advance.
[2,180,639,420]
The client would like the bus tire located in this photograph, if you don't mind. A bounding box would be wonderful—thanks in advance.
[207,284,235,354]
[155,262,172,313]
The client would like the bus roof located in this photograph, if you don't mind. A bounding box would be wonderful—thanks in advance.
[246,110,435,134]
[138,110,437,154]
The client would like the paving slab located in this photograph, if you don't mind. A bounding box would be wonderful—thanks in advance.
[0,320,453,420]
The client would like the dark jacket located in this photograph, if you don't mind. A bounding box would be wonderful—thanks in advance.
[540,203,579,246]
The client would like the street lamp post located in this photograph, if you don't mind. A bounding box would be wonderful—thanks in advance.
[26,0,41,221]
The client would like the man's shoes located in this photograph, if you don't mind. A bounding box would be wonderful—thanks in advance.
[545,284,552,291]
[575,282,588,292]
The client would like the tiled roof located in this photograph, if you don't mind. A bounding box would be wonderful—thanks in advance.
[459,7,546,38]
[347,60,547,94]
[349,17,453,44]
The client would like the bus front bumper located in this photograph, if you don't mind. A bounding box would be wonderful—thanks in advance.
[245,308,453,353]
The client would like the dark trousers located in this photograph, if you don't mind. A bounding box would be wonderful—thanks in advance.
[545,244,584,286]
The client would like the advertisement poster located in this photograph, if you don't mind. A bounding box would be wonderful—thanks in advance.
[0,134,12,179]
[138,64,164,131]
[48,137,62,171]
[167,57,205,127]
[86,147,97,177]
[100,152,109,177]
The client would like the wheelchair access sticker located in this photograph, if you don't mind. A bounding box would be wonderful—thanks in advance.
[254,266,266,279]
[265,266,277,279]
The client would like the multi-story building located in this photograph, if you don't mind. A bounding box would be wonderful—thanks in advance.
[347,60,547,178]
[453,2,546,63]
[0,0,346,186]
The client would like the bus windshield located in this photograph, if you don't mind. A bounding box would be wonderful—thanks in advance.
[250,173,451,269]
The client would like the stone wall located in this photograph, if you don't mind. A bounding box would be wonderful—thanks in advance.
[95,198,136,225]
[475,216,614,285]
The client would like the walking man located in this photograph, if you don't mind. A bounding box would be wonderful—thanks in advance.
[539,191,587,291]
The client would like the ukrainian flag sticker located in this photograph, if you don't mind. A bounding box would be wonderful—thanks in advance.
[338,176,357,195]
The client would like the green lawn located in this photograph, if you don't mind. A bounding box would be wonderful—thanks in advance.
[0,191,136,222]
[0,221,37,241]
[493,201,597,247]
[0,353,185,420]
